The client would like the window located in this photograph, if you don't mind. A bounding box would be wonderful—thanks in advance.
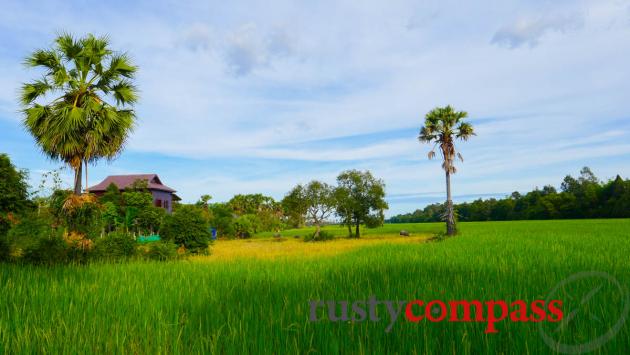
[164,200,169,210]
[155,199,162,207]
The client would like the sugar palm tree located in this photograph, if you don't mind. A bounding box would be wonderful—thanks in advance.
[419,105,474,235]
[20,33,138,195]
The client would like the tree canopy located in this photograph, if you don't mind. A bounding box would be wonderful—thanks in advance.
[388,167,630,223]
[20,33,138,194]
[335,170,388,238]
[418,105,474,235]
[0,154,30,214]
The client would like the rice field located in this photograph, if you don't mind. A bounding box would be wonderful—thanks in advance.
[1,219,629,354]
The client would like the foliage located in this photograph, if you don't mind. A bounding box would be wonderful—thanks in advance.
[389,167,630,223]
[92,231,137,259]
[228,194,282,232]
[22,235,69,265]
[32,167,64,214]
[100,183,124,206]
[160,205,211,253]
[59,193,102,237]
[136,206,166,235]
[7,213,52,243]
[233,214,260,239]
[335,170,388,238]
[0,215,10,239]
[281,185,309,228]
[303,230,334,242]
[20,33,138,194]
[122,190,153,209]
[141,241,178,261]
[418,105,475,236]
[207,202,235,237]
[102,201,121,232]
[0,153,31,213]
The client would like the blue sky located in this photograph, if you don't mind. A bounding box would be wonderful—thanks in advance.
[1,0,630,216]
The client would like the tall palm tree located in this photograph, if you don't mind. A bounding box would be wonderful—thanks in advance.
[20,33,138,195]
[419,105,474,235]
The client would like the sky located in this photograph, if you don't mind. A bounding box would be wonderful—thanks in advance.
[1,0,630,216]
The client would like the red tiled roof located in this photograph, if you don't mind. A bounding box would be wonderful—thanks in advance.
[88,174,176,193]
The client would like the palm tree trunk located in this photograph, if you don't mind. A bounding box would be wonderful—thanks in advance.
[445,171,457,235]
[84,161,89,193]
[73,164,83,195]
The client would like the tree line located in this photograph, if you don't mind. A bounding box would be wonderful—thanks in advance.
[200,169,388,240]
[388,167,630,223]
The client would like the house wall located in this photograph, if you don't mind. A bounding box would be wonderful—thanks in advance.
[150,190,174,213]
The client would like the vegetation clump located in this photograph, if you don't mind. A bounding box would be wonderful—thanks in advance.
[160,205,211,254]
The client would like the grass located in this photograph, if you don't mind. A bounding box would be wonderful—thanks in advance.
[255,222,442,238]
[1,219,629,353]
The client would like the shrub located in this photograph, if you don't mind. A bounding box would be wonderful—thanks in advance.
[304,230,334,242]
[208,203,236,237]
[160,205,211,253]
[50,191,102,237]
[136,206,166,235]
[6,213,53,251]
[233,214,259,239]
[143,241,178,261]
[93,231,137,260]
[22,235,69,265]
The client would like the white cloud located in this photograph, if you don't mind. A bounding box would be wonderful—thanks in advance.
[491,14,584,48]
[3,0,630,215]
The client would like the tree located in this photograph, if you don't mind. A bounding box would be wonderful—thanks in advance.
[196,194,213,209]
[228,193,281,232]
[333,185,354,237]
[418,105,474,236]
[303,181,335,240]
[335,170,388,238]
[208,202,236,237]
[20,33,138,195]
[281,185,309,228]
[0,154,30,213]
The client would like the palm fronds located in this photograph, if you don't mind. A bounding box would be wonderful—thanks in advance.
[20,33,139,194]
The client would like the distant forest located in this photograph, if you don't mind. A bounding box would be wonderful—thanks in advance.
[387,167,630,223]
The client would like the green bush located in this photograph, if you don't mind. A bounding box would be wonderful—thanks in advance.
[233,214,259,239]
[6,213,53,250]
[160,205,211,253]
[304,230,335,242]
[22,235,69,265]
[92,231,137,260]
[143,241,178,261]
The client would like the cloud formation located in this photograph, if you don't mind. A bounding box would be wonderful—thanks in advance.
[1,0,630,216]
[491,14,584,48]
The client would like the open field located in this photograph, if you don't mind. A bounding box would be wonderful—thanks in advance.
[1,219,629,353]
[254,222,443,238]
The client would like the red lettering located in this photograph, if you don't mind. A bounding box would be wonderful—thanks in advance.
[448,300,484,322]
[426,300,447,322]
[547,300,563,322]
[509,300,529,322]
[405,300,424,322]
[529,300,546,322]
[485,300,508,333]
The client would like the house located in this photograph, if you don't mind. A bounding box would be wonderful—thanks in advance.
[88,174,181,212]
